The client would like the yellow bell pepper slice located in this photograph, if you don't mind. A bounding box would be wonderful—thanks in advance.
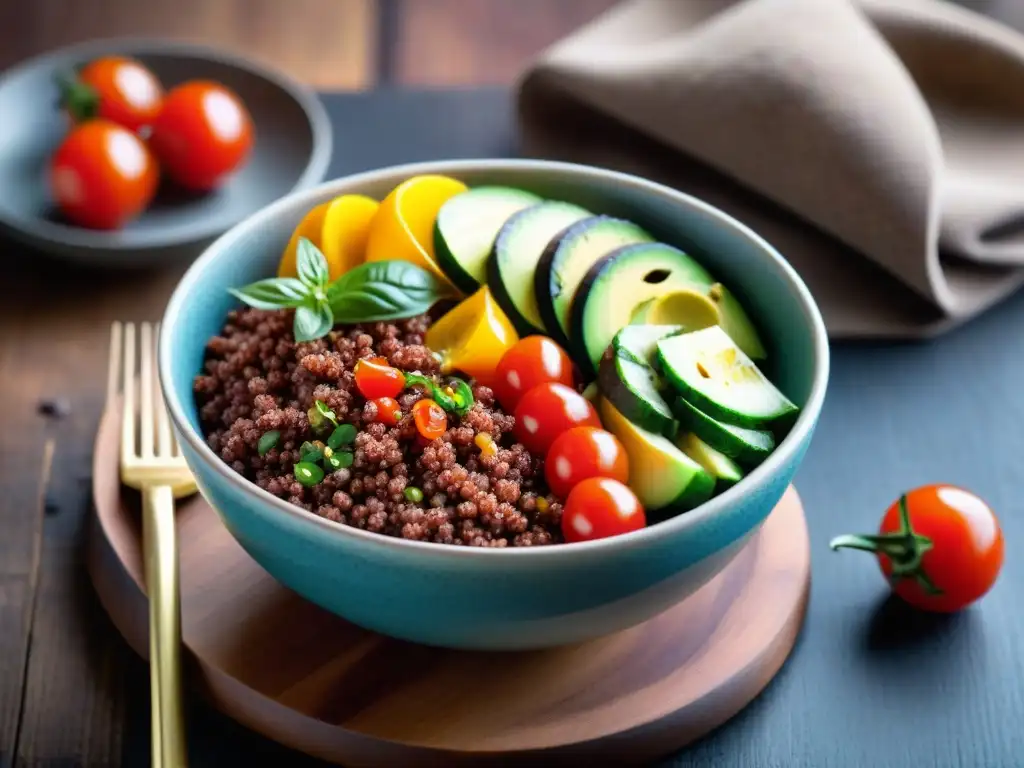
[277,200,331,278]
[425,286,519,390]
[365,174,467,292]
[320,194,379,280]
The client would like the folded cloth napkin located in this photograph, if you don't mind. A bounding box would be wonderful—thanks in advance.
[516,0,1024,338]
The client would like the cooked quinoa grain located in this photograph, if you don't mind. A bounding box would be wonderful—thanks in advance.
[194,308,564,546]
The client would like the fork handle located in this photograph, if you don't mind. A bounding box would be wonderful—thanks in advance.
[143,484,188,768]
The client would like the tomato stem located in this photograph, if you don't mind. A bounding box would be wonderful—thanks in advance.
[55,71,100,122]
[829,494,943,596]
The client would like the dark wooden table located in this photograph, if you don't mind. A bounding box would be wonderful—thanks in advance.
[4,2,1024,766]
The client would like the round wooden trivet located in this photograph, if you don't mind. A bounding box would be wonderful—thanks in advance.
[88,405,810,767]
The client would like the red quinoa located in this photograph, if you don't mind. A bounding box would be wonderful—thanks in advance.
[194,307,564,546]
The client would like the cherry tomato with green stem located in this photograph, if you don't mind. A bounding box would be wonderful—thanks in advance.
[59,56,164,133]
[149,80,254,191]
[545,426,629,499]
[830,484,1004,612]
[562,477,646,543]
[50,119,159,230]
[512,382,601,455]
[493,336,575,412]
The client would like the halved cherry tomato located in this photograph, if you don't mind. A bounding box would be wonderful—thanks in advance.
[413,398,447,441]
[830,484,1004,612]
[545,426,629,500]
[50,119,158,230]
[150,80,253,191]
[512,382,600,455]
[493,336,575,412]
[562,477,646,543]
[368,397,402,427]
[355,358,405,400]
[60,56,164,133]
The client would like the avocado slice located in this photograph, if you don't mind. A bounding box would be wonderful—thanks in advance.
[708,282,767,361]
[568,242,715,376]
[672,396,775,467]
[433,186,542,294]
[597,324,682,438]
[656,326,799,430]
[487,201,591,336]
[598,397,715,512]
[534,216,654,350]
[677,432,744,492]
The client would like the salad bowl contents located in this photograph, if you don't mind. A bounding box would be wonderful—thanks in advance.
[196,173,800,546]
[161,160,828,649]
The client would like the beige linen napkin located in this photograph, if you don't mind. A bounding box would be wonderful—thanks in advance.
[516,0,1024,338]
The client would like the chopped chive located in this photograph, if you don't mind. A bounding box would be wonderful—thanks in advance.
[327,451,354,471]
[294,462,325,487]
[257,430,280,457]
[404,486,424,503]
[328,423,357,450]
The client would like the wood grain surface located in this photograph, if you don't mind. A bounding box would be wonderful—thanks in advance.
[2,1,1024,766]
[88,402,809,766]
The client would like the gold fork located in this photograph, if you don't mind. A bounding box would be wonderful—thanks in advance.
[108,321,195,768]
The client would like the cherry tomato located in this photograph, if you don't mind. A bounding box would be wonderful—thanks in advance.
[830,484,1004,612]
[149,80,254,191]
[368,397,402,427]
[413,398,448,441]
[60,56,164,133]
[562,477,646,543]
[493,336,575,412]
[545,426,629,500]
[512,382,600,455]
[355,358,405,400]
[50,119,158,230]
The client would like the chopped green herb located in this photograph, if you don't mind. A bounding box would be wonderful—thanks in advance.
[298,440,325,464]
[403,372,474,415]
[447,377,475,416]
[308,399,338,430]
[328,423,357,450]
[404,486,424,503]
[257,430,280,457]
[294,462,325,487]
[326,451,354,471]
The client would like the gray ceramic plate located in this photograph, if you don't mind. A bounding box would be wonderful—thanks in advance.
[0,38,332,267]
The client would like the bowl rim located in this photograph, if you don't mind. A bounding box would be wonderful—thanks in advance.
[160,157,830,562]
[0,36,333,251]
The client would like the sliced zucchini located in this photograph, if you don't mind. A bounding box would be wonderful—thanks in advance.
[708,282,767,361]
[487,201,591,335]
[534,216,654,349]
[598,397,715,511]
[433,186,542,294]
[672,396,775,467]
[656,326,799,429]
[678,433,744,492]
[569,242,716,375]
[596,325,682,438]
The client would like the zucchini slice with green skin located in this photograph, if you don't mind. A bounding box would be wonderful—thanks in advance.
[672,396,775,466]
[433,186,543,294]
[597,325,682,438]
[708,282,767,361]
[598,397,715,511]
[569,242,716,376]
[487,201,591,336]
[677,432,744,492]
[534,216,653,350]
[656,326,799,429]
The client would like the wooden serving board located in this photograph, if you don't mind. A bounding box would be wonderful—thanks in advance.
[88,405,811,767]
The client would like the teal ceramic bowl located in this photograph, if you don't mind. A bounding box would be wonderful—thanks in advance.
[160,159,829,651]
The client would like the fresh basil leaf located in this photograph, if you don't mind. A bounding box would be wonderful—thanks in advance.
[229,277,310,311]
[293,300,334,342]
[296,237,330,289]
[327,260,449,321]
